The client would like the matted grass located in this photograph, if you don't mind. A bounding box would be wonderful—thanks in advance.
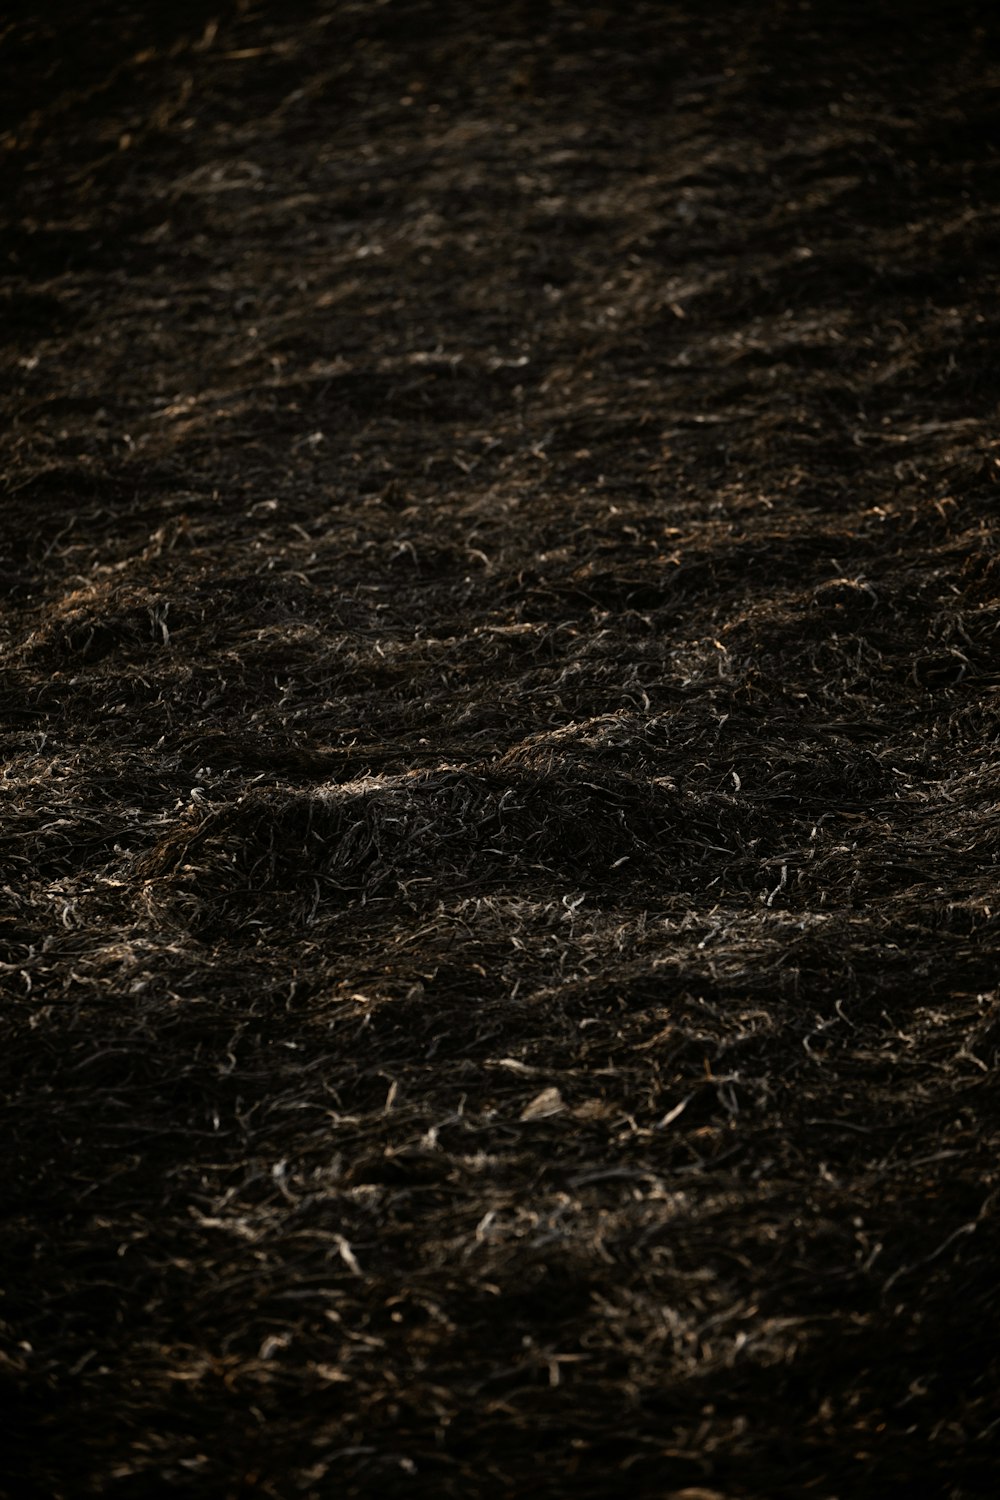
[2,2,999,1495]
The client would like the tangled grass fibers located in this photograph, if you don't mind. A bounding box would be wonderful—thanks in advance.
[2,2,1000,1496]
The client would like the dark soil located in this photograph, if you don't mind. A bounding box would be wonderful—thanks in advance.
[2,3,1000,1496]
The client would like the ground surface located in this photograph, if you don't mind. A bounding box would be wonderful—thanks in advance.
[2,3,1000,1496]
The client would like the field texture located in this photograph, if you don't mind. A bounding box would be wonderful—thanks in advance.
[2,2,1000,1495]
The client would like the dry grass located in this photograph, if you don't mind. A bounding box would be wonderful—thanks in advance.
[2,2,1000,1495]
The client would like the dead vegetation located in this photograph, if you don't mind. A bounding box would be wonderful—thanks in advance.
[2,2,1000,1495]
